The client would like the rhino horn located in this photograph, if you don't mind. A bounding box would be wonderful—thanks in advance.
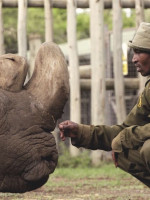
[25,42,69,120]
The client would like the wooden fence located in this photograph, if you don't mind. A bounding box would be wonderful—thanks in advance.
[0,0,147,123]
[0,0,149,161]
[2,0,150,9]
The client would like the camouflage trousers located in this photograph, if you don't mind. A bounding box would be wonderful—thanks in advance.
[117,139,150,187]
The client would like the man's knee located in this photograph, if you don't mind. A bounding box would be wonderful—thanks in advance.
[140,139,150,170]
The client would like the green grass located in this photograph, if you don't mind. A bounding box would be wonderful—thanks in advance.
[50,163,128,179]
[46,164,131,189]
[0,165,148,200]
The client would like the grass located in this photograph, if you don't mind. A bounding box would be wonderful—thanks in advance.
[50,163,128,179]
[0,164,149,200]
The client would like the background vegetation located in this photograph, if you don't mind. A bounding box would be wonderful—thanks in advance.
[2,8,139,53]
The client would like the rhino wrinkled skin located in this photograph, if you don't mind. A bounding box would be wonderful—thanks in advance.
[0,42,69,193]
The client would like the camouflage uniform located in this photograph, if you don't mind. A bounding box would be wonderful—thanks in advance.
[71,79,150,187]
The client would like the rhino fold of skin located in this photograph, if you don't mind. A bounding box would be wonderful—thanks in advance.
[0,42,69,193]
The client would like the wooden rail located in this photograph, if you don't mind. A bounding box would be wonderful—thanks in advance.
[2,0,150,8]
[80,78,139,90]
[69,66,140,90]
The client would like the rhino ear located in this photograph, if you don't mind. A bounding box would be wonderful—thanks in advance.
[0,54,28,92]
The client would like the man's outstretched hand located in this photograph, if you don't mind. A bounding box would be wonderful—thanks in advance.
[58,120,79,141]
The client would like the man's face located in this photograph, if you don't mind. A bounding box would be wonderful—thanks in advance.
[132,49,150,76]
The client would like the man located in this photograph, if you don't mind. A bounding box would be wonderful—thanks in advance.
[59,22,150,187]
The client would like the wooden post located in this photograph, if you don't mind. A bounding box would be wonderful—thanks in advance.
[18,0,28,83]
[136,0,145,26]
[0,0,4,55]
[112,0,126,124]
[90,0,106,165]
[17,0,27,58]
[44,0,53,42]
[135,0,147,94]
[67,0,80,156]
[28,35,42,78]
[90,0,105,125]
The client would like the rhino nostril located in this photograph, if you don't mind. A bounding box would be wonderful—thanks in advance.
[42,151,58,171]
[41,156,56,174]
[42,154,55,165]
[43,155,52,162]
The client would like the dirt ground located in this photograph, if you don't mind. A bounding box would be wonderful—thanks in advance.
[0,176,149,200]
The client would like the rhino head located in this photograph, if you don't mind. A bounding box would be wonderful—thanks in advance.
[0,42,69,193]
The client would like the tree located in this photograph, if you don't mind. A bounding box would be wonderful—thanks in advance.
[3,8,18,53]
[77,11,90,39]
[2,8,67,53]
[2,7,138,53]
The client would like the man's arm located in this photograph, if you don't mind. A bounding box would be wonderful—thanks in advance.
[59,121,124,151]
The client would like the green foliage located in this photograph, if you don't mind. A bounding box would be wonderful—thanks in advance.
[103,9,136,31]
[3,8,18,53]
[57,144,92,168]
[28,8,67,43]
[2,7,67,52]
[27,8,45,38]
[122,9,136,28]
[3,7,147,53]
[53,8,67,44]
[57,143,113,168]
[145,9,150,22]
[104,9,113,30]
[77,11,90,39]
[3,8,17,29]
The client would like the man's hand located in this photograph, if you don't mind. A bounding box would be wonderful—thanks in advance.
[58,120,79,141]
